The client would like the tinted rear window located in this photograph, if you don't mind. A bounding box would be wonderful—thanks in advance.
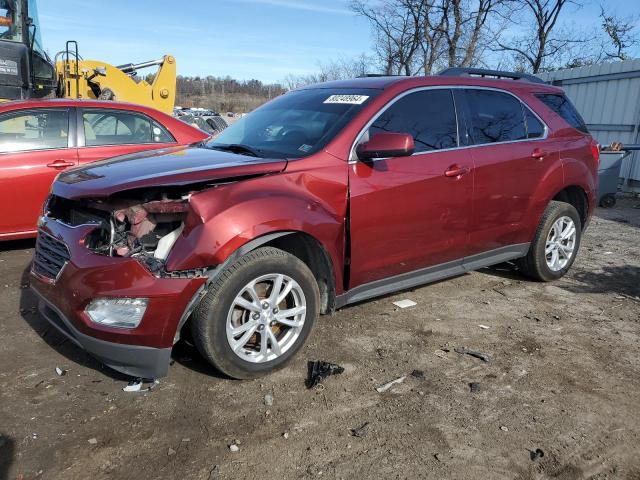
[535,94,588,133]
[465,90,526,144]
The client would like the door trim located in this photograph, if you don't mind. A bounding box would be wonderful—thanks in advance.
[335,243,530,308]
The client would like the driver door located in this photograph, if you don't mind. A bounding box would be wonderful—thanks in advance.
[348,88,474,288]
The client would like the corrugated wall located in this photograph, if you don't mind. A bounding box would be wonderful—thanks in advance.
[539,59,640,188]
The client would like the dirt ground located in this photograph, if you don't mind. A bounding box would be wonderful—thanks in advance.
[1,198,639,480]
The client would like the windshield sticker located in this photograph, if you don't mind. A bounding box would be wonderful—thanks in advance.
[298,144,313,153]
[323,94,369,105]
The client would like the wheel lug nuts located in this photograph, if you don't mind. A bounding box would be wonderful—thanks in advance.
[252,313,260,320]
[272,308,279,314]
[270,321,276,327]
[262,302,269,309]
[258,324,265,331]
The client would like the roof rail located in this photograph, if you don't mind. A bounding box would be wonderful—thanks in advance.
[438,67,546,84]
[357,73,410,78]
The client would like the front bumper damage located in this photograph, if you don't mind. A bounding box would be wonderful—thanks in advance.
[30,217,207,379]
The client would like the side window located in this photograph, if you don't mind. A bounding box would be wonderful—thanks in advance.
[465,90,526,144]
[82,110,175,147]
[535,94,588,133]
[0,109,69,153]
[366,89,458,153]
[524,108,545,139]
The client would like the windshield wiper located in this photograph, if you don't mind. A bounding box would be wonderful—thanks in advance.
[209,143,263,158]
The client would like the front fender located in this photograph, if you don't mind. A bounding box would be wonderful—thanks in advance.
[164,175,347,286]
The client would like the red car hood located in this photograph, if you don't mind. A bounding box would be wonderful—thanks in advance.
[53,145,287,199]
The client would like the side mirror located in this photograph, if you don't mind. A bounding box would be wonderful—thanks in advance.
[356,132,415,161]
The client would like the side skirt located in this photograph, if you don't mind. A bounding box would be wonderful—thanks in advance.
[335,243,530,308]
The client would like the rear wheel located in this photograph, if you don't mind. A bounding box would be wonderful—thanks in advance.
[191,247,319,379]
[518,201,581,282]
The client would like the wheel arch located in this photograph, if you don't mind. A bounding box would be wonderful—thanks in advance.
[551,185,589,229]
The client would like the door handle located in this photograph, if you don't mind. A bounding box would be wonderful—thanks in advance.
[46,159,76,169]
[531,148,548,160]
[444,164,470,178]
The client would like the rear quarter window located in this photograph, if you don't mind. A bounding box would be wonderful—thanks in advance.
[535,94,588,134]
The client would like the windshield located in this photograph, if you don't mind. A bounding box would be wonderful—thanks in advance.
[206,88,379,158]
[0,0,23,43]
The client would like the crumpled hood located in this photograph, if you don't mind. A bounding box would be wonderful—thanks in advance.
[53,145,287,199]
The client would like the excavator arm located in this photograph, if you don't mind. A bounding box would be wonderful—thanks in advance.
[56,54,176,114]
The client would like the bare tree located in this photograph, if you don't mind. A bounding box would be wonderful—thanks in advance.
[600,6,639,61]
[351,0,424,75]
[353,0,510,75]
[496,0,586,73]
[439,0,507,68]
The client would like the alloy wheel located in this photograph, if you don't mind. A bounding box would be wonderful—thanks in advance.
[226,273,306,363]
[544,216,577,271]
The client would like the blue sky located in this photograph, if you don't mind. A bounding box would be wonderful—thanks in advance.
[38,0,639,83]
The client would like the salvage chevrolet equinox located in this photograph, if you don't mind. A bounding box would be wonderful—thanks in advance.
[31,68,599,380]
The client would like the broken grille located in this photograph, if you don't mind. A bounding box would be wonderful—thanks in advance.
[33,233,70,280]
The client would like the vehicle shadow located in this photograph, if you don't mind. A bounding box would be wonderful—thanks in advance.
[0,433,15,480]
[19,266,130,382]
[565,264,640,298]
[593,202,640,229]
[0,238,35,252]
[170,330,229,380]
[478,262,523,281]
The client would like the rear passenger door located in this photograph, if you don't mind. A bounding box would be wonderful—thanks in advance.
[77,109,177,164]
[348,88,474,287]
[460,88,553,256]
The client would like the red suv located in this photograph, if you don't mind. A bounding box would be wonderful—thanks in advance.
[0,99,208,240]
[30,69,598,380]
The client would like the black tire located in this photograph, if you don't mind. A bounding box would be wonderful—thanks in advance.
[191,247,319,379]
[517,201,582,282]
[599,194,616,208]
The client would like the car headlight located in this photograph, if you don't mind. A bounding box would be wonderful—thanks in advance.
[85,298,148,329]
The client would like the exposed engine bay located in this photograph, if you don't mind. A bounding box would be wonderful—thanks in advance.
[46,187,203,277]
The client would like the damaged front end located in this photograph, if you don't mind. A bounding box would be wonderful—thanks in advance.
[46,187,204,278]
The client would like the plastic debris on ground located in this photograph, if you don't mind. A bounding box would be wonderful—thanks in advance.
[229,441,240,452]
[392,299,417,308]
[264,394,274,406]
[350,422,370,438]
[375,375,406,393]
[530,448,545,461]
[478,324,491,329]
[55,367,67,376]
[434,349,449,358]
[305,360,345,389]
[454,346,491,363]
[123,378,159,393]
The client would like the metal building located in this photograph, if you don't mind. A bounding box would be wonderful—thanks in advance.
[539,59,640,192]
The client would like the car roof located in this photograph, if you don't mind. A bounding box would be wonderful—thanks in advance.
[300,75,564,94]
[0,98,168,115]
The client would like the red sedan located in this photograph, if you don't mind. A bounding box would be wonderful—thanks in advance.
[0,99,208,240]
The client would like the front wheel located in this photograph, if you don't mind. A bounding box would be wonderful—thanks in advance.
[191,247,319,379]
[518,201,582,282]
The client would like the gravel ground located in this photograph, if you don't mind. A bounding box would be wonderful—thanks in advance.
[1,198,639,480]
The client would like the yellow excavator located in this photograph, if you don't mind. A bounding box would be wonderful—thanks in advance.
[0,0,176,113]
